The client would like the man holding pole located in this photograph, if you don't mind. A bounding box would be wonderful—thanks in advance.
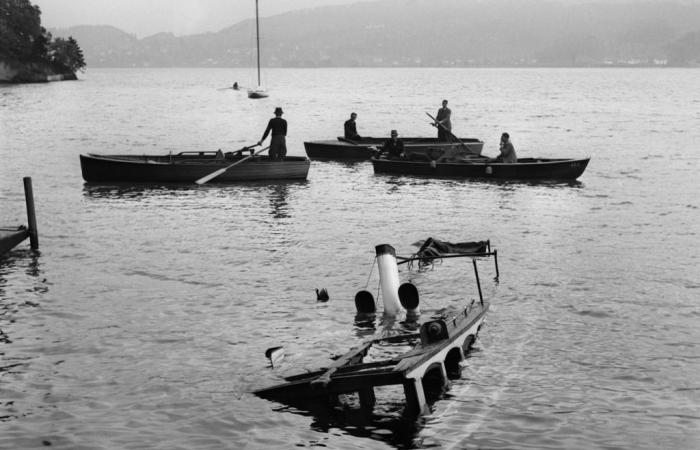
[258,107,287,160]
[435,99,452,141]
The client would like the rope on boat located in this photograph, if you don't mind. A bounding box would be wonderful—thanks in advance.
[399,252,444,271]
[363,256,377,289]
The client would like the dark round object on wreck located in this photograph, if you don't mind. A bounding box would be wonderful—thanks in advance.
[354,290,376,313]
[398,282,419,309]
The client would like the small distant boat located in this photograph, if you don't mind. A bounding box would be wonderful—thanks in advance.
[372,156,590,181]
[248,0,268,99]
[304,136,484,160]
[80,151,310,183]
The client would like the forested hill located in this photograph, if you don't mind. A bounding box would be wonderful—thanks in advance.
[0,0,86,82]
[52,0,700,68]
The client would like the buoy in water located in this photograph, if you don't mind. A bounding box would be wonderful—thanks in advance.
[265,346,285,368]
[375,244,403,316]
[354,290,376,314]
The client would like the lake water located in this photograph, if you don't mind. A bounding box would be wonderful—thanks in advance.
[1,68,699,449]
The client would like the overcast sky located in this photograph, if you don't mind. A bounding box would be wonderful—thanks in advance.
[33,0,376,37]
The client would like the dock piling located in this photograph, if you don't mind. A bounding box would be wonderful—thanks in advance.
[403,378,428,416]
[23,177,38,249]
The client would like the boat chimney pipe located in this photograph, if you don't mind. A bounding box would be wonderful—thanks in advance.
[375,244,403,316]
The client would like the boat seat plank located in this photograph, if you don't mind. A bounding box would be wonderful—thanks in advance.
[310,341,374,388]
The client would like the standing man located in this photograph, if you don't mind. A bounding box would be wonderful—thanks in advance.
[258,107,287,160]
[344,112,361,140]
[435,99,452,141]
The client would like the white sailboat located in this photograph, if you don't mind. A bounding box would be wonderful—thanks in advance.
[248,0,268,99]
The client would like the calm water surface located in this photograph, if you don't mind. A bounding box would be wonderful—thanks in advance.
[1,68,699,449]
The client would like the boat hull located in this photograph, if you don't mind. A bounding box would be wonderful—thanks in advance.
[247,89,268,99]
[304,137,484,160]
[372,157,590,180]
[80,154,310,183]
[0,228,29,256]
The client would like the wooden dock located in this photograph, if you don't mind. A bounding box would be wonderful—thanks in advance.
[0,177,38,256]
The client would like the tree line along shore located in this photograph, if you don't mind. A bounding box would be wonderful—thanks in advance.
[0,0,86,83]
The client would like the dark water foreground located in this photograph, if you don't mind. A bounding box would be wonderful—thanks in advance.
[1,68,699,449]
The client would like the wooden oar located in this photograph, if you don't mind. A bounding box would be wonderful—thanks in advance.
[195,145,269,185]
[426,112,484,157]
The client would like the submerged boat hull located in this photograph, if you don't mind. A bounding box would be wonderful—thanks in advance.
[80,153,310,183]
[0,228,29,256]
[372,157,590,180]
[304,137,484,160]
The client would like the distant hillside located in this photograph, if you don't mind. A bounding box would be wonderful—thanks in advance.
[50,0,700,67]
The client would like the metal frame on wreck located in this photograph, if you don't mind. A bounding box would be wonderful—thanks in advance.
[254,243,498,417]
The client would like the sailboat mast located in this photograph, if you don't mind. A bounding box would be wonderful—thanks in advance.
[255,0,261,86]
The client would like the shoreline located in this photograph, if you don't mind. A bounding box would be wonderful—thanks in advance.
[0,61,77,83]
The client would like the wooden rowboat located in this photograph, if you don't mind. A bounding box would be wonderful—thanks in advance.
[0,227,30,256]
[80,151,310,183]
[304,136,484,160]
[372,156,590,181]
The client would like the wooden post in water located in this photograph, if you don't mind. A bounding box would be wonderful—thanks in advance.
[23,177,38,249]
[358,387,376,411]
[403,378,428,417]
[472,259,483,305]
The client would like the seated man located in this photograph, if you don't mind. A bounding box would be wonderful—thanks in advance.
[344,112,361,140]
[495,132,517,163]
[378,130,405,159]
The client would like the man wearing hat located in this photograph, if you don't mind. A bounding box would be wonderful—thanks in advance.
[378,129,405,159]
[258,107,287,160]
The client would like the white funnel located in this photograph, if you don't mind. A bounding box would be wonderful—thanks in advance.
[375,244,403,316]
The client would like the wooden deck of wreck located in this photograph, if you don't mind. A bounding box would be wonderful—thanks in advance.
[256,290,491,416]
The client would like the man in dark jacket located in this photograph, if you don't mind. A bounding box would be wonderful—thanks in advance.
[344,112,361,140]
[435,99,452,141]
[379,130,405,159]
[258,107,287,160]
[495,132,517,163]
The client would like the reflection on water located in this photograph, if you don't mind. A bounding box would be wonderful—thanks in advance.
[82,182,201,199]
[0,250,44,354]
[269,336,483,449]
[82,180,309,201]
[268,183,290,219]
[304,403,426,449]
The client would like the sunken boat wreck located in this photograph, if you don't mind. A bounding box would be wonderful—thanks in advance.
[255,239,499,417]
